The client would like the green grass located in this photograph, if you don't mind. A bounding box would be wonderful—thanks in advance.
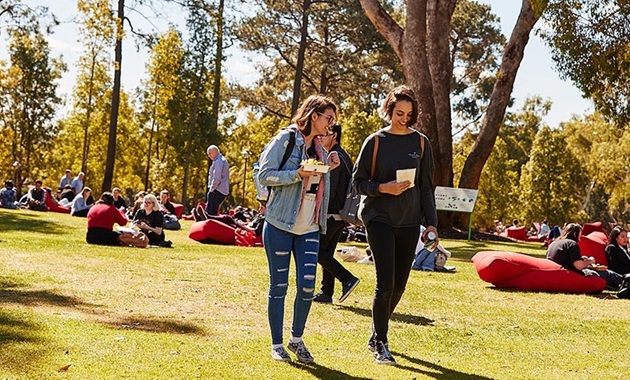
[1,208,629,379]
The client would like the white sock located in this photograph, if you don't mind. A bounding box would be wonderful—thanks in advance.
[272,343,283,350]
[289,336,303,344]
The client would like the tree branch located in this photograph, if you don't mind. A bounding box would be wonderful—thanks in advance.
[359,0,403,58]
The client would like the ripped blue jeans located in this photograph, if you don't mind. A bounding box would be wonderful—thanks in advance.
[263,221,320,345]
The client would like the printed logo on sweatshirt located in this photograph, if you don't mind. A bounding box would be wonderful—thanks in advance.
[409,151,420,160]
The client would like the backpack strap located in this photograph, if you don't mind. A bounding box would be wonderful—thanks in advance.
[279,128,296,171]
[370,135,379,180]
[419,133,425,159]
[264,128,296,203]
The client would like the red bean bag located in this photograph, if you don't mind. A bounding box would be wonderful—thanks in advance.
[582,222,605,236]
[472,251,606,293]
[45,193,70,213]
[578,231,608,266]
[171,202,184,219]
[506,226,528,241]
[234,227,263,247]
[189,219,235,245]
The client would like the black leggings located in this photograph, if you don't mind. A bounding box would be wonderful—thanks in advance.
[86,227,122,246]
[366,222,420,343]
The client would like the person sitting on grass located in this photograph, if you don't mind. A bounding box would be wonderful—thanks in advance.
[86,192,128,246]
[0,180,18,209]
[127,191,147,219]
[71,187,94,217]
[546,223,630,298]
[159,189,177,215]
[112,187,128,210]
[27,180,48,211]
[132,194,168,246]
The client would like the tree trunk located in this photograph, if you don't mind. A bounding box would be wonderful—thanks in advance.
[209,0,224,136]
[81,53,97,175]
[291,0,311,115]
[181,88,201,210]
[427,0,456,189]
[144,89,158,191]
[458,0,542,191]
[102,0,124,194]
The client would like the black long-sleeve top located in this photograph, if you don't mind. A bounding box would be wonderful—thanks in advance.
[353,129,437,228]
[605,243,630,275]
[327,144,352,214]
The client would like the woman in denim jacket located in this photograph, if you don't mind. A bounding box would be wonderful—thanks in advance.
[258,95,340,363]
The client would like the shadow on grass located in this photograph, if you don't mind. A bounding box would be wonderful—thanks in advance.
[0,309,48,374]
[1,280,205,336]
[489,286,621,300]
[0,287,99,308]
[394,352,497,380]
[102,316,205,335]
[289,362,373,380]
[0,210,67,235]
[336,305,434,326]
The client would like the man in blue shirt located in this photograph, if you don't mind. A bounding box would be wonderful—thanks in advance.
[0,180,18,209]
[71,172,85,195]
[59,169,72,190]
[205,145,230,215]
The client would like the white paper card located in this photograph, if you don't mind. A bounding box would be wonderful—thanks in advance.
[117,227,139,235]
[396,168,416,188]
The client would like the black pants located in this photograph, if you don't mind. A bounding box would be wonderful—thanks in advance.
[86,227,122,246]
[206,190,226,216]
[72,208,89,217]
[317,217,355,296]
[366,221,420,344]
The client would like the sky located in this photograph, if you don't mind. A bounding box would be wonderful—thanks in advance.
[0,0,592,127]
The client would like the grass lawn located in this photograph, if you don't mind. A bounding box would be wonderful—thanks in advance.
[1,208,629,379]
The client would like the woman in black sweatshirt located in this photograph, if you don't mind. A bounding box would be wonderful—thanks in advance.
[353,85,438,366]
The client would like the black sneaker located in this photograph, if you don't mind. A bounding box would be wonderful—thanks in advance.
[373,341,396,365]
[620,274,630,290]
[339,277,360,303]
[287,340,315,364]
[313,293,333,304]
[367,333,377,353]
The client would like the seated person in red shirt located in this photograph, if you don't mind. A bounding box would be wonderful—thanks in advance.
[86,192,128,246]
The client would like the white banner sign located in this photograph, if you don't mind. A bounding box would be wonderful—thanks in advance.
[435,186,479,213]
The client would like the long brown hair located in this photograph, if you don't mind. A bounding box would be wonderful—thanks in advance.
[291,95,337,136]
[609,226,628,246]
[559,223,582,242]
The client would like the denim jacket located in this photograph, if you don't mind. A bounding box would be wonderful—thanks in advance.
[258,127,330,235]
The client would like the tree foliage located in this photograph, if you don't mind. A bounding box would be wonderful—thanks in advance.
[0,22,65,193]
[519,126,588,226]
[541,0,630,126]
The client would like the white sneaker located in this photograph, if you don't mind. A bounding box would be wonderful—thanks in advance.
[358,256,374,265]
[271,346,291,362]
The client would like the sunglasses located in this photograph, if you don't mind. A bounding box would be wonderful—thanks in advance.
[317,112,336,126]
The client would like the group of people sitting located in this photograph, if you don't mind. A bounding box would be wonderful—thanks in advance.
[1,169,181,248]
[86,191,173,248]
[546,223,630,298]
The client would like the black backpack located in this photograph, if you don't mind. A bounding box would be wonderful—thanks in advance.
[338,153,362,225]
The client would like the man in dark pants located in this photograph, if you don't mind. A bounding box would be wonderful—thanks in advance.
[313,124,360,304]
[205,145,230,216]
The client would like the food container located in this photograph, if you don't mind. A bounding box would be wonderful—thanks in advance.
[302,163,330,173]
